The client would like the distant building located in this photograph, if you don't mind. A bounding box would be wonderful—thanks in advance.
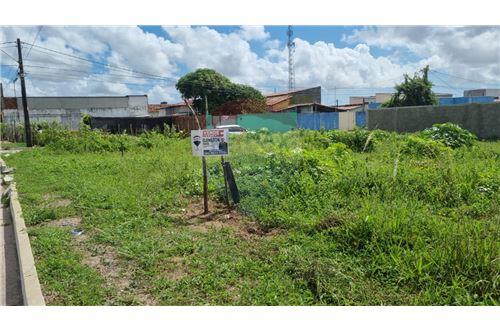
[279,102,337,113]
[464,89,500,99]
[148,100,192,117]
[351,92,453,106]
[335,104,365,113]
[375,93,393,103]
[265,86,321,112]
[349,96,376,104]
[439,96,495,105]
[1,95,148,130]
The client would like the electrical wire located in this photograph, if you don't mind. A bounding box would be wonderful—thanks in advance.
[25,26,43,59]
[0,48,18,63]
[24,64,175,82]
[22,42,175,81]
[25,72,160,87]
[430,69,499,86]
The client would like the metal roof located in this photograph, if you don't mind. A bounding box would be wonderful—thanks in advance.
[265,94,291,106]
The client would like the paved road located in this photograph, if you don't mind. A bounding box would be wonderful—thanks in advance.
[0,184,23,306]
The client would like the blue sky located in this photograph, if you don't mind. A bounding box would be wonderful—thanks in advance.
[1,25,499,104]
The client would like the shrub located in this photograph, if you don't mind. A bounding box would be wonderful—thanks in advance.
[420,123,477,149]
[328,129,374,152]
[401,136,451,158]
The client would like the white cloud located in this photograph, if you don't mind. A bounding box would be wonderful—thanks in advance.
[146,85,181,104]
[5,25,494,105]
[163,26,279,87]
[237,26,270,41]
[344,26,500,84]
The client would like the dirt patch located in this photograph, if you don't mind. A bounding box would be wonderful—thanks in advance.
[75,237,156,305]
[48,217,81,228]
[169,199,280,240]
[49,198,72,208]
[162,256,189,281]
[43,193,72,208]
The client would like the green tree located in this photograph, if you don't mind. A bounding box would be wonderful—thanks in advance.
[176,68,265,114]
[382,66,438,107]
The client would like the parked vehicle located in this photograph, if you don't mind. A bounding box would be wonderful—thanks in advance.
[215,124,248,134]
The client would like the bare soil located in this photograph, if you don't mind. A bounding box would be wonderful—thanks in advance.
[170,199,281,240]
[43,193,72,208]
[74,234,157,305]
[48,217,81,228]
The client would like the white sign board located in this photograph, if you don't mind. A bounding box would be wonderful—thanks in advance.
[191,129,229,157]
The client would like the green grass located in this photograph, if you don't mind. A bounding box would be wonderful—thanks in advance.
[4,129,499,305]
[0,141,26,150]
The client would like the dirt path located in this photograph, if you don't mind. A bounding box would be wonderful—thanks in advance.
[0,184,23,305]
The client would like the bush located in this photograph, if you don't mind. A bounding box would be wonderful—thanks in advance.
[401,136,451,158]
[328,129,374,152]
[420,123,477,149]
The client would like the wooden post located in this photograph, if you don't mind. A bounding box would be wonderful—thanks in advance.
[221,156,230,210]
[185,98,208,214]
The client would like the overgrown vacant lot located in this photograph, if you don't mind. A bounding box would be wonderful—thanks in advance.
[3,128,500,305]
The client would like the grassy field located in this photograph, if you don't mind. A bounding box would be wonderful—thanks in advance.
[3,128,499,305]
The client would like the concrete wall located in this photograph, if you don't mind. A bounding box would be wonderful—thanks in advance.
[2,95,148,130]
[367,102,500,139]
[290,87,321,104]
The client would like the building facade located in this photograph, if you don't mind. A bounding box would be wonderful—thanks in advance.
[1,95,149,130]
[464,89,500,99]
[265,86,321,112]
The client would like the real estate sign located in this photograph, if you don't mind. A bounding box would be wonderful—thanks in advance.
[191,129,229,156]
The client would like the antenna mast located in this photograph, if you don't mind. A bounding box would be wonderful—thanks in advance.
[287,25,295,91]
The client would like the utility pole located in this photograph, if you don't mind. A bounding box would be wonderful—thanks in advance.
[1,82,3,142]
[16,38,33,147]
[287,25,296,91]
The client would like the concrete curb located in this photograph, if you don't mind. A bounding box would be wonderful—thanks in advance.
[0,158,45,306]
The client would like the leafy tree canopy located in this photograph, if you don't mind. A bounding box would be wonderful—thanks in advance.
[176,68,265,114]
[382,66,438,108]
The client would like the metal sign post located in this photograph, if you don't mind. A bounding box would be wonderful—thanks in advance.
[191,128,230,213]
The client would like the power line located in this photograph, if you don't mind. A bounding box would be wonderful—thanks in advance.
[25,72,162,87]
[22,41,175,81]
[25,26,44,59]
[429,72,459,90]
[23,64,175,82]
[430,69,499,86]
[0,48,18,63]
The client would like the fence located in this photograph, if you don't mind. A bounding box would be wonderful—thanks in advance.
[237,112,297,132]
[172,115,206,132]
[439,96,495,105]
[211,112,298,132]
[356,111,366,127]
[297,112,339,130]
[297,111,366,130]
[90,116,174,134]
[367,102,500,139]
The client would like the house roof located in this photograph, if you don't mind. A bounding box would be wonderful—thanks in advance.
[148,104,163,112]
[335,103,364,111]
[163,100,192,108]
[265,94,292,106]
[264,86,320,98]
[2,97,18,109]
[148,100,192,112]
[277,102,337,113]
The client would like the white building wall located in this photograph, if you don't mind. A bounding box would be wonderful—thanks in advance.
[2,96,149,130]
